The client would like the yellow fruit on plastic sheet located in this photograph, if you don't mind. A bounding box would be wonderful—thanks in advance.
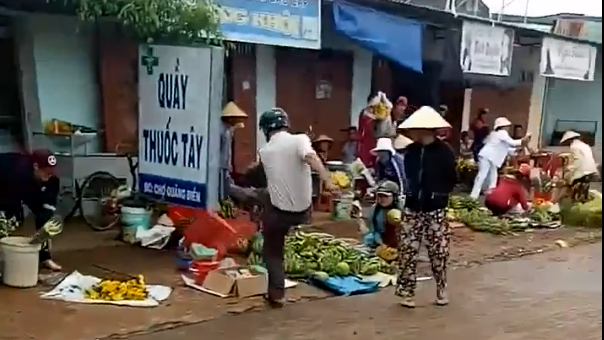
[84,275,148,301]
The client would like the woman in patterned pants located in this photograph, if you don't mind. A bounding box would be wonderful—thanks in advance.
[395,106,457,308]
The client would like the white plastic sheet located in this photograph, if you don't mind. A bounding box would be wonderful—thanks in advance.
[40,271,172,307]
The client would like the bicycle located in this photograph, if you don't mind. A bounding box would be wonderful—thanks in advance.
[66,154,139,231]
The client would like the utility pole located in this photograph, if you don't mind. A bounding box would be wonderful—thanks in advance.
[523,0,530,23]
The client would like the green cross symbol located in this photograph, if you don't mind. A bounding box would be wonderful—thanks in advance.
[141,47,159,75]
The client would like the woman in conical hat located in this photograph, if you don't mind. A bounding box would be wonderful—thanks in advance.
[559,130,599,203]
[394,106,457,308]
[220,102,248,200]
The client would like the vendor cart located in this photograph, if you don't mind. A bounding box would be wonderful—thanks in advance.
[32,131,136,230]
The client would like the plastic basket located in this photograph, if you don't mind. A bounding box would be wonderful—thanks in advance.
[167,205,197,227]
[191,260,220,284]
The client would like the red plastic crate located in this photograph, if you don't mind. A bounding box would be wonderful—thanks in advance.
[191,260,220,284]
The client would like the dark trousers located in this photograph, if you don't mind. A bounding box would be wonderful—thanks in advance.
[0,203,52,262]
[262,205,309,300]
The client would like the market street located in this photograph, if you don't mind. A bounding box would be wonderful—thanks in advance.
[126,243,602,340]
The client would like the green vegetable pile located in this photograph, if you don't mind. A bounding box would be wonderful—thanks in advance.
[246,231,395,278]
[448,195,557,235]
[560,197,602,228]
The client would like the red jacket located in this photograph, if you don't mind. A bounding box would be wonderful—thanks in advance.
[357,111,376,167]
[485,177,529,212]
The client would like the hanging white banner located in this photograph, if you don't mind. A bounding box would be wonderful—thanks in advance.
[460,21,515,76]
[540,37,597,81]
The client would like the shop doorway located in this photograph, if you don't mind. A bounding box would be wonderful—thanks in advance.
[275,47,352,156]
[0,18,24,153]
[385,59,465,149]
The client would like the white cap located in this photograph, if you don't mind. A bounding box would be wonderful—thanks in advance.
[560,130,581,144]
[393,135,413,150]
[371,138,395,155]
[493,117,512,130]
[397,106,451,129]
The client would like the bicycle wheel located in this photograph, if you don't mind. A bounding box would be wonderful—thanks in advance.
[56,189,81,221]
[78,171,122,231]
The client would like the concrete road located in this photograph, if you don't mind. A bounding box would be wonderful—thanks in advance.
[128,244,602,340]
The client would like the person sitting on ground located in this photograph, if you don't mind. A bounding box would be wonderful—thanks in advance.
[559,130,599,203]
[361,181,402,249]
[484,166,531,216]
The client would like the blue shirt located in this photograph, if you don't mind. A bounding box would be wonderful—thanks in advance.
[375,153,406,191]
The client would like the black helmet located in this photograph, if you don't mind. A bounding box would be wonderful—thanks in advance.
[258,108,289,138]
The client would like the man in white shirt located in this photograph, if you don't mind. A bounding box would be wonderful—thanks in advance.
[560,130,599,202]
[257,108,334,307]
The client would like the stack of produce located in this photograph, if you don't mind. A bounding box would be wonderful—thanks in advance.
[84,275,148,301]
[376,244,398,261]
[456,158,478,186]
[561,196,602,228]
[447,195,481,221]
[247,231,395,278]
[448,195,558,234]
[373,102,390,120]
[331,171,352,189]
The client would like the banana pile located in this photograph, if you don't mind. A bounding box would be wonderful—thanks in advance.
[84,275,148,301]
[372,102,390,120]
[448,196,481,208]
[376,244,398,262]
[331,171,352,189]
[456,158,478,173]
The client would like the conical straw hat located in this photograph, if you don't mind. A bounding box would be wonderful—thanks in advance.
[313,135,334,143]
[393,135,413,149]
[559,130,581,144]
[222,102,248,118]
[398,106,451,129]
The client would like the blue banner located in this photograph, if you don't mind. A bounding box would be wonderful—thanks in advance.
[215,0,321,49]
[139,173,207,208]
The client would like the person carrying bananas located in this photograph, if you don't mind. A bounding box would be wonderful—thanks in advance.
[257,108,336,308]
[361,181,402,249]
[0,149,63,271]
[357,92,394,168]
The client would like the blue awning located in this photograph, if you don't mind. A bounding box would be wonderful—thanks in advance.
[332,1,423,73]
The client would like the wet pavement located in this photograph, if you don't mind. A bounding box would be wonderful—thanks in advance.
[1,221,601,340]
[125,243,602,340]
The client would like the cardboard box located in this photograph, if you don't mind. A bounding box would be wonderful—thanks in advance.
[202,266,268,298]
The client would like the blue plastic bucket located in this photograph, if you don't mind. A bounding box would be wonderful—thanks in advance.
[120,206,152,243]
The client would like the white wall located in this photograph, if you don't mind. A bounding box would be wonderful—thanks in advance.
[27,14,101,153]
[255,44,276,151]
